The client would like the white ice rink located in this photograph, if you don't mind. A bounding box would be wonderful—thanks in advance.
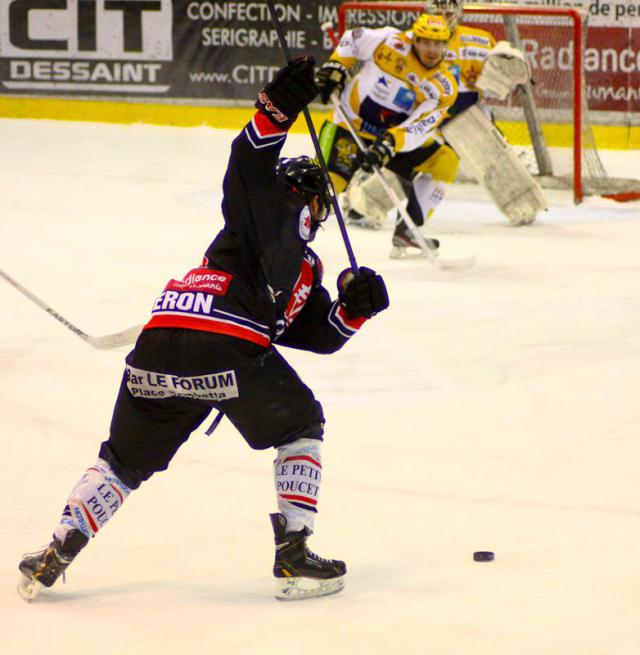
[1,118,639,655]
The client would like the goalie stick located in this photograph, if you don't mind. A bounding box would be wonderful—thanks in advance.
[330,97,476,272]
[1,269,142,350]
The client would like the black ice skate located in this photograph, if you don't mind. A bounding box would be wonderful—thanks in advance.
[17,529,88,602]
[390,219,440,259]
[270,513,346,601]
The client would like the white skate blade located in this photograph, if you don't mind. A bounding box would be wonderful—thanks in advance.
[17,573,43,602]
[275,575,345,601]
[389,245,412,259]
[389,246,476,271]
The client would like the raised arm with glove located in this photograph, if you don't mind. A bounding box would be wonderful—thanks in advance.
[337,267,389,319]
[256,56,319,129]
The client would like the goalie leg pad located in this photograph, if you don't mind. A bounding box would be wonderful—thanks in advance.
[274,438,322,533]
[442,105,547,225]
[54,458,132,543]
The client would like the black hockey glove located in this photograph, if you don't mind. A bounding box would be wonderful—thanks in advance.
[316,60,348,104]
[255,57,318,130]
[361,133,395,172]
[338,267,389,319]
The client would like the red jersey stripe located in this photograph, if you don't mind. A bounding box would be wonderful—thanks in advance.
[335,304,366,330]
[252,111,287,137]
[144,315,270,348]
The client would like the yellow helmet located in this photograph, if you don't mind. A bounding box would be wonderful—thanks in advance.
[411,14,450,42]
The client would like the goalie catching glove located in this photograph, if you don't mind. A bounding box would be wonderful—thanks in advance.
[316,60,348,104]
[337,267,389,319]
[255,57,318,129]
[476,41,531,100]
[361,133,395,172]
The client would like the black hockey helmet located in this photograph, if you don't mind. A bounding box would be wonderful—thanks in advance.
[276,156,331,221]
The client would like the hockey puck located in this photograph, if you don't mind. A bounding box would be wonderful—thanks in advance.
[473,551,495,562]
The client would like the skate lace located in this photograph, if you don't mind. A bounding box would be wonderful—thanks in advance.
[305,547,333,565]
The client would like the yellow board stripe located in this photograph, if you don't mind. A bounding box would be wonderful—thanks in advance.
[0,96,330,134]
[496,120,640,150]
[0,96,637,148]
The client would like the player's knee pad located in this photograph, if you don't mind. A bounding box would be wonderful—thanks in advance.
[274,438,322,533]
[415,144,459,184]
[54,458,132,542]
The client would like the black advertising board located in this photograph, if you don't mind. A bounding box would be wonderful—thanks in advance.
[0,1,342,99]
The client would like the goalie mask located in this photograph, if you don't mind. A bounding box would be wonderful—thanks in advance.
[423,0,464,31]
[277,156,331,232]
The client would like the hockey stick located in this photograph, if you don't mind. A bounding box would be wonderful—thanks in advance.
[1,269,142,350]
[321,21,340,48]
[265,0,359,274]
[330,97,476,272]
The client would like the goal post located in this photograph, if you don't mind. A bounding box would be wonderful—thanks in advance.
[337,1,640,203]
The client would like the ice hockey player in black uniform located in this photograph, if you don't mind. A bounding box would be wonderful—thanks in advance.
[17,58,389,602]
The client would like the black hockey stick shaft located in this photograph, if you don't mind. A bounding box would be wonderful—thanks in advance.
[265,0,358,273]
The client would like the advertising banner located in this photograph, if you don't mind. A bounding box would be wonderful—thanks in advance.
[0,0,637,119]
[0,0,175,94]
[466,0,639,117]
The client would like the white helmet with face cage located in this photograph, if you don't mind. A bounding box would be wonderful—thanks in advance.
[423,0,464,31]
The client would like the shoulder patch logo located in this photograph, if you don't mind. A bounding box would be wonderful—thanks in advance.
[298,206,312,241]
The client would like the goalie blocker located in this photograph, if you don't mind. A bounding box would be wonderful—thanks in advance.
[442,105,547,226]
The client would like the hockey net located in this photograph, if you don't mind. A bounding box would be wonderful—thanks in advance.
[337,1,640,203]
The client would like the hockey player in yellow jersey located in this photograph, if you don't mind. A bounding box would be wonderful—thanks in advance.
[316,14,459,255]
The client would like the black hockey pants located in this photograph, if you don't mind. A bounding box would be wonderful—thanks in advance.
[100,328,325,489]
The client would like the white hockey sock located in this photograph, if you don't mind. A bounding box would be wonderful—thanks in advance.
[54,458,131,543]
[413,174,447,222]
[274,438,322,534]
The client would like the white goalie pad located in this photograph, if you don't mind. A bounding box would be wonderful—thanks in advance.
[476,40,531,100]
[441,105,547,225]
[344,168,407,229]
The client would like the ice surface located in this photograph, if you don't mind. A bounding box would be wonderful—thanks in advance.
[1,118,639,655]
